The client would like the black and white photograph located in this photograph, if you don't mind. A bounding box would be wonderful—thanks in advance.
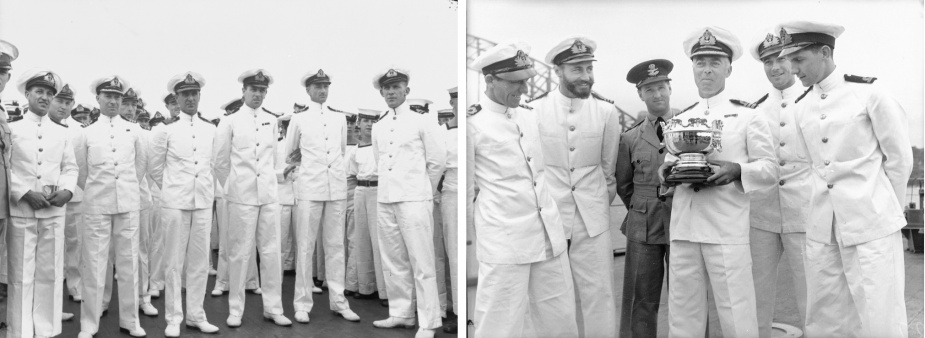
[0,0,459,337]
[465,0,924,337]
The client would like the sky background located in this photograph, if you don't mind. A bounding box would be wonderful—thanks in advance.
[467,0,925,146]
[0,0,458,120]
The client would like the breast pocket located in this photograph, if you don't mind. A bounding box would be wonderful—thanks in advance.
[88,146,107,166]
[632,151,652,183]
[574,131,603,167]
[232,126,254,150]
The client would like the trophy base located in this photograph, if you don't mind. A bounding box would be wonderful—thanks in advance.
[666,166,714,184]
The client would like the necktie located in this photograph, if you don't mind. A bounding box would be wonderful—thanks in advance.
[656,117,664,142]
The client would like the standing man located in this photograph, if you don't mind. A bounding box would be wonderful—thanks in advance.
[284,69,359,323]
[0,41,17,318]
[660,27,777,338]
[75,75,147,338]
[149,72,221,336]
[348,108,387,305]
[616,59,675,338]
[468,43,577,338]
[531,36,620,337]
[8,70,77,338]
[780,21,913,337]
[440,86,458,334]
[213,69,290,328]
[747,28,810,338]
[369,67,445,338]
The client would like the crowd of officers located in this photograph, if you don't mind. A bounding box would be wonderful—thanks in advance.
[468,20,913,338]
[0,38,458,338]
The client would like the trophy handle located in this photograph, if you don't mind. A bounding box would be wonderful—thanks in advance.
[711,120,723,152]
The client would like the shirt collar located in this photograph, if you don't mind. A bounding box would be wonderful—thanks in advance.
[179,112,196,123]
[26,110,44,123]
[815,66,841,93]
[241,104,259,116]
[553,86,586,111]
[307,100,324,113]
[647,110,673,126]
[770,82,805,102]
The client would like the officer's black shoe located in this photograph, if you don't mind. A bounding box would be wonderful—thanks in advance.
[443,318,458,334]
[380,299,389,307]
[344,290,356,297]
[353,291,377,299]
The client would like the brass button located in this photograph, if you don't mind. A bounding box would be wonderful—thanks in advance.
[537,207,543,212]
[659,149,664,154]
[704,110,710,116]
[533,182,537,186]
[37,162,41,165]
[192,135,195,139]
[822,137,828,143]
[195,174,198,178]
[820,114,827,120]
[824,160,831,165]
[256,143,259,147]
[569,146,575,152]
[570,167,575,172]
[827,183,834,189]
[115,175,119,179]
[39,148,44,152]
[780,122,786,127]
[520,132,523,137]
[111,135,114,139]
[527,156,532,161]
[37,175,41,179]
[194,161,198,165]
[193,148,197,151]
[779,142,785,147]
[569,126,575,131]
[571,186,576,191]
[821,93,828,99]
[328,165,331,168]
[779,161,785,166]
[37,135,42,139]
[781,102,787,108]
[694,187,700,192]
[779,180,785,186]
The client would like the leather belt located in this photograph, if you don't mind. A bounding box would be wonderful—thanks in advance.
[357,180,378,187]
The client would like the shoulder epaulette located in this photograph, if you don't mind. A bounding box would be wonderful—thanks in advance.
[326,106,350,114]
[794,86,813,104]
[679,102,699,114]
[224,106,241,116]
[730,99,758,109]
[8,115,23,123]
[591,91,614,104]
[845,74,877,84]
[753,93,769,107]
[262,107,280,117]
[51,118,68,128]
[120,115,136,123]
[197,112,213,124]
[518,104,533,110]
[467,104,482,116]
[525,91,549,104]
[377,110,390,122]
[623,118,645,133]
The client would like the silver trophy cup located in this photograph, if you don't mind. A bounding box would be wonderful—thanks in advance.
[662,117,723,184]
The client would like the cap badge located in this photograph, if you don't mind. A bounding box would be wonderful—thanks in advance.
[386,69,397,77]
[61,84,72,95]
[44,73,56,86]
[317,69,326,78]
[255,72,266,82]
[647,64,659,77]
[184,74,196,84]
[126,88,136,97]
[514,50,532,68]
[699,29,716,46]
[110,78,121,88]
[762,33,781,48]
[570,39,588,54]
[779,28,792,45]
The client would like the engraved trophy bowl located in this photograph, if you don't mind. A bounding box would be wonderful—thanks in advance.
[662,118,723,184]
[42,185,59,198]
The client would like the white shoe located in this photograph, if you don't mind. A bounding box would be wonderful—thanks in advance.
[295,311,310,323]
[165,324,180,337]
[312,286,322,294]
[263,313,292,327]
[185,321,220,333]
[415,328,436,338]
[141,302,158,317]
[252,287,263,295]
[211,287,226,296]
[147,289,160,298]
[208,268,218,276]
[226,315,242,328]
[61,312,74,321]
[77,332,93,338]
[373,316,416,329]
[334,309,360,322]
[119,326,147,337]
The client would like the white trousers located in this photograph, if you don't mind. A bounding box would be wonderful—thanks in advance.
[103,207,151,311]
[148,203,165,291]
[348,187,378,296]
[474,252,578,338]
[441,182,458,314]
[668,240,758,338]
[750,229,806,337]
[7,216,64,338]
[804,231,907,338]
[64,202,83,298]
[345,193,365,293]
[226,202,283,317]
[377,201,441,329]
[163,208,213,325]
[80,212,141,334]
[432,196,448,315]
[356,186,386,298]
[569,212,616,338]
[0,218,8,284]
[279,204,295,271]
[314,226,326,281]
[215,198,259,290]
[294,199,351,312]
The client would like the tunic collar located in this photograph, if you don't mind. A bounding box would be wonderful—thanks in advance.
[552,86,585,112]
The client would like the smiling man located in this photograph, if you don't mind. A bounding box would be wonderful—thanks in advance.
[616,59,675,338]
[780,21,912,338]
[746,28,811,338]
[8,69,77,338]
[530,36,620,337]
[469,42,577,338]
[660,26,777,338]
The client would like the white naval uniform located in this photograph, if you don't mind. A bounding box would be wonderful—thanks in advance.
[350,143,386,298]
[665,90,777,338]
[748,83,809,337]
[345,144,375,294]
[74,114,147,334]
[533,89,620,337]
[64,116,86,299]
[440,123,458,315]
[147,123,166,293]
[6,111,78,337]
[372,102,446,329]
[284,102,352,313]
[468,98,577,338]
[213,179,261,292]
[213,104,283,318]
[276,136,296,272]
[149,112,217,325]
[795,72,913,338]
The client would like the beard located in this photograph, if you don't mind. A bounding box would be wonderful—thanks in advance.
[565,78,594,99]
